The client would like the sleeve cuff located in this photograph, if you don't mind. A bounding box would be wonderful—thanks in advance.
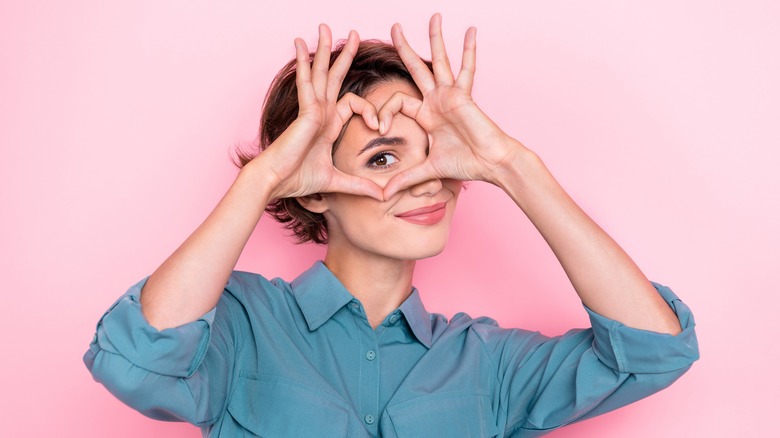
[585,281,699,374]
[94,277,217,378]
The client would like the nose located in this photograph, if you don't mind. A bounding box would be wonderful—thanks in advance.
[409,177,443,197]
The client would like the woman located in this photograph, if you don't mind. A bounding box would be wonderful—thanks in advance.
[85,15,698,437]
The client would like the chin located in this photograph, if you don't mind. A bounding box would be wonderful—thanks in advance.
[389,237,449,261]
[411,246,446,261]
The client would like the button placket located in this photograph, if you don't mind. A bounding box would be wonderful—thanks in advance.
[352,301,380,433]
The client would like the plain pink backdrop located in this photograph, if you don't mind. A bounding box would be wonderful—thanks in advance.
[2,0,777,436]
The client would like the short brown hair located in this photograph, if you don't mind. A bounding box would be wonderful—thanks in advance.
[235,40,432,244]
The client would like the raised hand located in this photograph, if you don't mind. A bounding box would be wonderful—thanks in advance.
[260,25,384,201]
[380,14,525,198]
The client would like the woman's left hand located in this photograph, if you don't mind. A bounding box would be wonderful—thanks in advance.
[382,17,684,338]
[380,14,525,198]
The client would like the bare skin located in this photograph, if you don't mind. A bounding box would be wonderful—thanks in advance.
[140,15,681,336]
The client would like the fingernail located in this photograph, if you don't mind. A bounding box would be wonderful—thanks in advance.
[379,121,385,134]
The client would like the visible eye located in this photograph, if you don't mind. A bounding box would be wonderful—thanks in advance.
[367,151,398,169]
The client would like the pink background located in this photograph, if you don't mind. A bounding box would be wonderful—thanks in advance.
[2,0,777,436]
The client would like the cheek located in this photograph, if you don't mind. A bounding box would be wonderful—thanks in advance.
[327,195,386,225]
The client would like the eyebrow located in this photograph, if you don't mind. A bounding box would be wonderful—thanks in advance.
[357,136,406,156]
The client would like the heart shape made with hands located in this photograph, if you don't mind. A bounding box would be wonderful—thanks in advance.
[334,86,437,193]
[278,15,507,204]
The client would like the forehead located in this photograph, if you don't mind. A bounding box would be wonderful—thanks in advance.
[363,79,422,108]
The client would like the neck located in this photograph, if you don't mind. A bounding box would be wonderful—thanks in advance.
[324,247,415,329]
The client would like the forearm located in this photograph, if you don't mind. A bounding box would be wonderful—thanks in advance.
[140,159,276,330]
[494,140,682,335]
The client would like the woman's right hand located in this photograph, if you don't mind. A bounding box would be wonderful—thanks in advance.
[257,25,384,201]
[141,25,385,330]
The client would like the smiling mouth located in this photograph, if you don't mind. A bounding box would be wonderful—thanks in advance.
[395,202,447,225]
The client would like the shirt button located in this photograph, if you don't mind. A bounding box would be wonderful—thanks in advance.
[364,414,375,425]
[365,350,376,361]
[389,313,399,324]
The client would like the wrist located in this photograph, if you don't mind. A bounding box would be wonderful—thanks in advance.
[238,156,282,203]
[490,138,539,189]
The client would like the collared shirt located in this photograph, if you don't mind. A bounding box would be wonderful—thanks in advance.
[84,261,698,437]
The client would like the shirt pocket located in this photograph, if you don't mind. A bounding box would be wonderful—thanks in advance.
[386,392,500,438]
[226,371,350,437]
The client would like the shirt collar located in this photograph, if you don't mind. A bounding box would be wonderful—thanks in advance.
[291,261,434,349]
[291,261,355,331]
[398,287,433,348]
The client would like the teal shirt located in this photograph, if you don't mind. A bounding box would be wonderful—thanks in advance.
[84,261,698,437]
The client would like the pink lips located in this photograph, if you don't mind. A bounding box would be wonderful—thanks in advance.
[395,202,447,225]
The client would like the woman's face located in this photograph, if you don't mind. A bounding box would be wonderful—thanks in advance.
[321,79,462,261]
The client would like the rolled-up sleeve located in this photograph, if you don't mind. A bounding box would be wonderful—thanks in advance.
[83,278,234,426]
[498,282,699,436]
[586,282,698,374]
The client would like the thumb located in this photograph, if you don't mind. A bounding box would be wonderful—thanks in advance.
[326,171,385,201]
[383,160,439,200]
